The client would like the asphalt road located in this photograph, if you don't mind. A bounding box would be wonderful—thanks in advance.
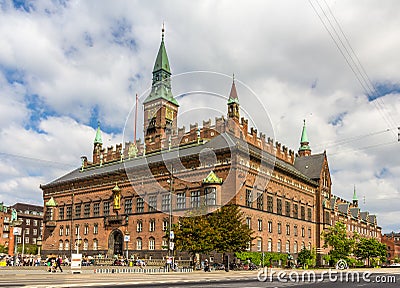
[0,267,398,288]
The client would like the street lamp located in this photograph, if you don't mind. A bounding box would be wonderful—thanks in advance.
[166,165,174,271]
[76,225,81,254]
[37,236,42,257]
[11,219,23,266]
[124,231,130,261]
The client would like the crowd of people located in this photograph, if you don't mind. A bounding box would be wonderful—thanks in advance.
[1,254,42,266]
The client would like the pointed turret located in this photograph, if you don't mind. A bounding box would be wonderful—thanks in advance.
[227,74,240,120]
[94,121,103,145]
[144,24,178,106]
[352,185,358,207]
[298,119,311,157]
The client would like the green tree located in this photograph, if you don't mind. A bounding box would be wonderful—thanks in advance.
[0,244,8,254]
[209,205,254,253]
[173,205,254,266]
[297,248,313,268]
[322,221,356,264]
[354,237,386,267]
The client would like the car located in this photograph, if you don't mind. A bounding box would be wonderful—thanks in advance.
[389,263,400,267]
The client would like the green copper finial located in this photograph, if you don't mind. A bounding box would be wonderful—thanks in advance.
[94,121,103,145]
[299,119,311,151]
[353,185,358,201]
[162,22,165,41]
[152,24,170,74]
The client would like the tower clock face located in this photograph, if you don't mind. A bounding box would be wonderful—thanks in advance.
[166,107,174,120]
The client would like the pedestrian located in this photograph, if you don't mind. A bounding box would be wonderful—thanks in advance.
[56,256,63,272]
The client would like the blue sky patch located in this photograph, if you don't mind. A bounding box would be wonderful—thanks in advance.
[375,167,389,179]
[110,18,137,50]
[328,112,347,126]
[1,66,25,85]
[12,0,34,12]
[24,94,57,133]
[367,82,400,101]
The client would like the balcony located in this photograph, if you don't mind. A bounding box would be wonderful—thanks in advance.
[45,221,57,228]
[104,215,125,226]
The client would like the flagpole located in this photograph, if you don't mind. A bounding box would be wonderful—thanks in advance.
[134,93,138,145]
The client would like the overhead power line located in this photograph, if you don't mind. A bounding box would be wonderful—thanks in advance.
[308,0,398,137]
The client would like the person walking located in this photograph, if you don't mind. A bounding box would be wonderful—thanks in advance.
[55,256,63,272]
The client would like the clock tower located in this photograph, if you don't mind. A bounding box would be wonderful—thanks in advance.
[143,26,179,153]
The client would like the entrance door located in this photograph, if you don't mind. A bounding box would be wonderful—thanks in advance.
[108,229,124,257]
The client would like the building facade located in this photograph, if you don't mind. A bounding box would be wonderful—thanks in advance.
[382,232,400,263]
[40,29,381,263]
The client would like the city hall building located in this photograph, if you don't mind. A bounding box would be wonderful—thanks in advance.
[40,29,381,264]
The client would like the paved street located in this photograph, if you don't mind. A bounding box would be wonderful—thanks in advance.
[0,267,398,288]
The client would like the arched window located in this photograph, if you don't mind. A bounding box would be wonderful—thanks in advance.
[301,241,305,250]
[64,240,69,251]
[286,240,290,253]
[277,240,281,252]
[58,240,63,250]
[308,242,311,250]
[136,238,142,250]
[93,239,98,250]
[257,238,262,252]
[268,238,272,252]
[149,237,155,250]
[294,241,298,254]
[83,239,89,251]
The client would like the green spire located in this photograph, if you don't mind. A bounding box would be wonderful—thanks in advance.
[144,25,178,106]
[45,196,57,207]
[299,119,310,151]
[352,185,358,201]
[94,121,103,145]
[202,171,223,184]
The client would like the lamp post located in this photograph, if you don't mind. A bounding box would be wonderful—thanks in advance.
[11,219,23,266]
[166,165,174,271]
[76,225,81,254]
[124,231,130,261]
[37,236,42,257]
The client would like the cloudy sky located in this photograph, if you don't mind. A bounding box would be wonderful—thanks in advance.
[0,0,399,233]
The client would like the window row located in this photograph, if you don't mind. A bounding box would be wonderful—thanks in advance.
[57,188,217,220]
[59,223,99,236]
[253,238,312,253]
[245,191,313,221]
[247,218,312,238]
[57,239,99,251]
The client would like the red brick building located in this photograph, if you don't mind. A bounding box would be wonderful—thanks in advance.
[40,29,381,264]
[382,233,400,263]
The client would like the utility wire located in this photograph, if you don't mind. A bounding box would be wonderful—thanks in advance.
[0,151,77,168]
[309,0,398,137]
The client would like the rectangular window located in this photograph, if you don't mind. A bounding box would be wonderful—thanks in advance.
[59,226,63,236]
[245,189,252,207]
[258,219,263,231]
[25,236,29,244]
[66,206,72,220]
[277,223,282,234]
[84,203,90,218]
[257,239,262,252]
[93,223,98,235]
[268,221,273,233]
[93,203,100,217]
[148,196,157,212]
[285,201,291,217]
[58,207,64,220]
[149,219,155,232]
[26,219,31,225]
[33,229,37,236]
[33,220,38,227]
[162,194,171,212]
[177,193,186,209]
[191,191,200,208]
[286,224,290,235]
[307,208,312,221]
[246,217,251,229]
[136,198,144,213]
[267,196,273,213]
[205,187,216,206]
[302,227,305,237]
[293,204,298,219]
[301,206,305,220]
[103,201,110,216]
[294,225,298,236]
[136,221,143,232]
[125,198,132,214]
[75,204,81,218]
[308,228,312,238]
[277,199,282,215]
[163,219,169,231]
[257,192,263,210]
[65,225,70,236]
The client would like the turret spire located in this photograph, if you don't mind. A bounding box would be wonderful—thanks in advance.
[227,74,240,120]
[298,119,311,156]
[94,121,103,145]
[352,185,359,207]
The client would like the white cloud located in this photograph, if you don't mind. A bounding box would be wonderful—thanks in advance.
[0,0,399,233]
